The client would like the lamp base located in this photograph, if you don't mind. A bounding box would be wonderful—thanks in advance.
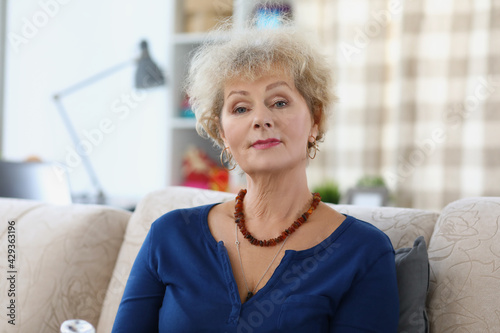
[72,190,106,205]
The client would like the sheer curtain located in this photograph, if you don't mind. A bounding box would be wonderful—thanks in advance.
[303,0,500,210]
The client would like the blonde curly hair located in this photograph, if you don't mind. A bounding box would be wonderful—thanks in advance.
[185,22,336,155]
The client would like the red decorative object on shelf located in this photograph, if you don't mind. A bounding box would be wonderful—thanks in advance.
[182,146,229,191]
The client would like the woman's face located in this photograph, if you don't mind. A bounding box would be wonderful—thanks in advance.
[220,73,318,175]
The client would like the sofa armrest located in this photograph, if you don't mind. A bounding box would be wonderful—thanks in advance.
[427,197,500,332]
[0,198,131,333]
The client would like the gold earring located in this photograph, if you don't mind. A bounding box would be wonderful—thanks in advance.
[220,146,236,171]
[307,137,319,160]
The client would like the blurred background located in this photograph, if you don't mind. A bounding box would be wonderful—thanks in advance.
[0,0,499,211]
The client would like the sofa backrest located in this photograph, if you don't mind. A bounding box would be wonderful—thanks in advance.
[333,204,438,249]
[0,198,131,333]
[97,186,439,332]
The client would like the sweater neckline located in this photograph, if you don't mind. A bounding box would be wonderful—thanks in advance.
[200,202,353,259]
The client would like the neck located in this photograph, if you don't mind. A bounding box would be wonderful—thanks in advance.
[241,165,313,234]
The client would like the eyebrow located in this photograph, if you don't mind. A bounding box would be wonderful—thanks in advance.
[226,90,249,99]
[226,81,292,99]
[265,81,291,91]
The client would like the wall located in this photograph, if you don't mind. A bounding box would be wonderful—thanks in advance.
[3,0,169,202]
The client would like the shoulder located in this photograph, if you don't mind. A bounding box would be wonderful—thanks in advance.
[149,203,217,237]
[142,203,220,257]
[334,216,396,283]
[340,215,395,255]
[155,203,214,223]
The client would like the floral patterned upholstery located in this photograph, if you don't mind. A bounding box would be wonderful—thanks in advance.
[427,197,500,332]
[0,198,130,333]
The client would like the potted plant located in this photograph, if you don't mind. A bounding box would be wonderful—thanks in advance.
[312,180,341,204]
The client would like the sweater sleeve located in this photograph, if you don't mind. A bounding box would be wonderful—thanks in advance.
[111,223,165,333]
[330,250,399,333]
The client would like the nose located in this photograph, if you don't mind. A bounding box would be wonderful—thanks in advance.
[252,104,273,129]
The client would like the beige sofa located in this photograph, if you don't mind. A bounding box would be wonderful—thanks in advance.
[1,186,499,332]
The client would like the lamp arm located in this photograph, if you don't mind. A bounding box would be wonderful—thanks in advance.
[52,60,135,204]
[53,97,106,203]
[54,59,134,98]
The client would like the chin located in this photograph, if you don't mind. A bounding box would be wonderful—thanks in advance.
[243,160,305,175]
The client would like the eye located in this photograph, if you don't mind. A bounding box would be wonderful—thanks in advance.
[273,100,288,108]
[233,106,248,114]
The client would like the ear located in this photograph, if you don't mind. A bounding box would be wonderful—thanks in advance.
[310,123,319,140]
[217,117,228,146]
[310,105,321,139]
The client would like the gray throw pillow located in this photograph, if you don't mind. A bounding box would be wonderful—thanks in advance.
[395,236,429,333]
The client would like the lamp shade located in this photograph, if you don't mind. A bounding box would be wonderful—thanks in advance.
[135,40,165,89]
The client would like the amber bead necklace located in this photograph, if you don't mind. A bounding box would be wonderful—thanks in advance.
[233,189,322,302]
[234,189,322,247]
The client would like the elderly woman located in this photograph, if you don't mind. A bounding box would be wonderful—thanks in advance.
[112,24,399,333]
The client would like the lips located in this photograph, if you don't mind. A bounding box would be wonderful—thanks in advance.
[251,138,281,150]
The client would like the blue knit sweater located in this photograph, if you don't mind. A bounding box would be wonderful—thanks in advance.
[112,203,399,332]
